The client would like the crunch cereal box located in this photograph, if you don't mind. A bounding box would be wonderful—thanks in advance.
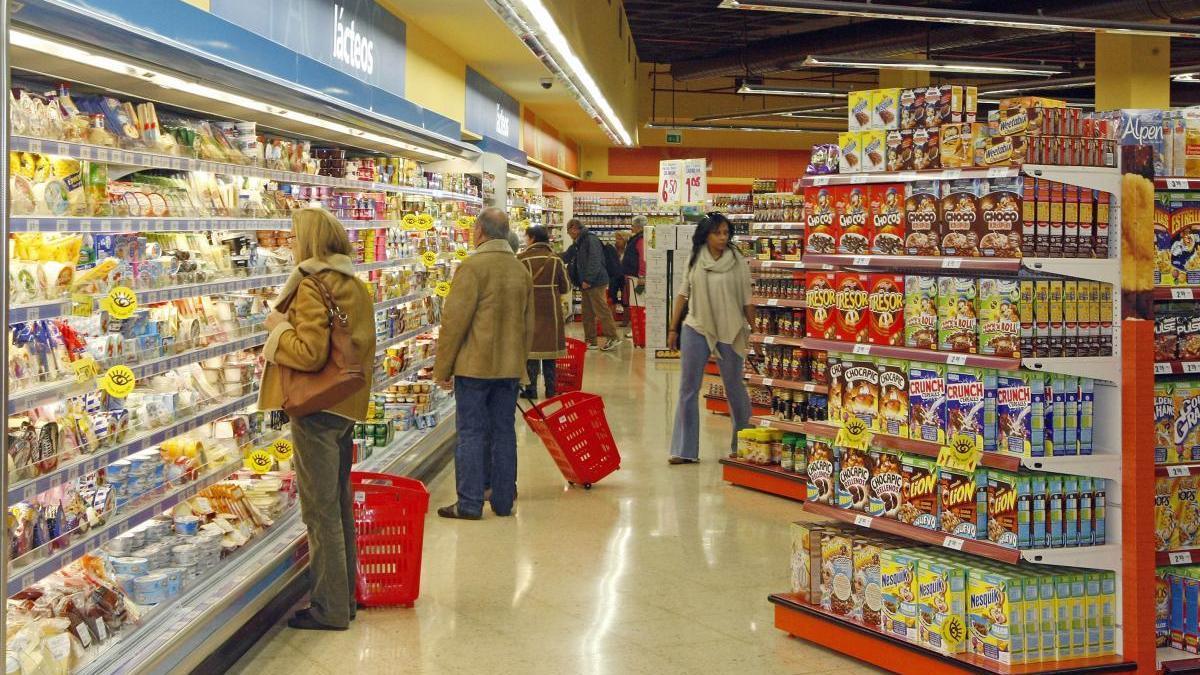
[938,276,979,354]
[904,275,938,349]
[835,271,870,343]
[978,277,1021,357]
[868,274,905,346]
[909,361,947,444]
[997,372,1034,458]
[946,365,987,454]
[839,185,872,254]
[981,177,1024,257]
[905,181,941,256]
[940,179,983,257]
[901,455,939,530]
[805,186,837,254]
[805,271,837,339]
[871,183,905,255]
[876,358,909,438]
[881,549,920,642]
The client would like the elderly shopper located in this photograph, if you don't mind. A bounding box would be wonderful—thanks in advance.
[433,208,534,519]
[565,219,619,351]
[517,226,571,399]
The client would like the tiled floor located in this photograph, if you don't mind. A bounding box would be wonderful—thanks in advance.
[231,339,878,674]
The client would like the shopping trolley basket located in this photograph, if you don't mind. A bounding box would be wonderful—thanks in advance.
[555,338,588,394]
[350,471,429,607]
[520,392,620,489]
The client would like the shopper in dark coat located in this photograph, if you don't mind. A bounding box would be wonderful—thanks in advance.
[517,226,571,398]
[566,219,619,350]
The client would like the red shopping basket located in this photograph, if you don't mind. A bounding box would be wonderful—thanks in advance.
[630,306,646,348]
[555,338,587,394]
[350,471,429,607]
[521,392,620,488]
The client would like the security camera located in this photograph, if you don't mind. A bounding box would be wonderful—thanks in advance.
[539,78,553,90]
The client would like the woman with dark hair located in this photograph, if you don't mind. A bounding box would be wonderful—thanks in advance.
[517,225,571,399]
[666,212,755,464]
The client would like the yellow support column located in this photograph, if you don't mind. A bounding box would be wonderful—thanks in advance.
[877,52,930,89]
[1095,33,1170,111]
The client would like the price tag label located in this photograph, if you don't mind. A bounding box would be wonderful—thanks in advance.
[1168,465,1192,477]
[1168,178,1191,190]
[421,251,439,267]
[434,281,452,298]
[937,435,985,473]
[71,293,95,317]
[97,365,136,398]
[850,174,869,184]
[942,258,963,269]
[852,344,871,355]
[853,514,873,528]
[766,299,779,306]
[103,286,138,320]
[1185,362,1200,374]
[245,448,275,473]
[987,167,1009,178]
[1156,362,1173,375]
[1172,288,1195,300]
[812,176,830,186]
[942,536,965,551]
[852,256,872,266]
[71,356,100,384]
[455,249,469,261]
[898,171,917,182]
[271,438,294,462]
[1170,551,1193,565]
[758,418,773,428]
[762,336,777,345]
[947,354,968,366]
[942,169,962,180]
[762,378,774,387]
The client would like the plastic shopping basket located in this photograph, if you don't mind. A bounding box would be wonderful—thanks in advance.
[555,338,588,394]
[521,392,620,488]
[630,306,646,348]
[350,471,429,607]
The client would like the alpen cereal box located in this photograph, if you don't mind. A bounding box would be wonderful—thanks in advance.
[919,558,968,655]
[904,275,938,349]
[978,277,1021,357]
[1118,109,1166,176]
[909,361,947,444]
[938,276,979,353]
[881,549,920,642]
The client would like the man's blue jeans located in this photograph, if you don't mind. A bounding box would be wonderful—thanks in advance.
[454,376,519,516]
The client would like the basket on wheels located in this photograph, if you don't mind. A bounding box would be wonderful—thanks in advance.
[350,471,429,607]
[630,306,646,348]
[555,337,588,394]
[521,392,620,488]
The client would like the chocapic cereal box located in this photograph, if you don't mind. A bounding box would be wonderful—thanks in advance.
[870,449,904,518]
[838,446,875,512]
[919,558,968,655]
[904,275,938,350]
[806,438,837,505]
[880,549,920,642]
[828,355,844,425]
[841,356,880,431]
[877,358,909,438]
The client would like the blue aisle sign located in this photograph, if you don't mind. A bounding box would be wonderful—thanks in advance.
[465,67,520,148]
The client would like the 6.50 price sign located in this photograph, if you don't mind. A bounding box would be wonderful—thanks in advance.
[659,159,682,206]
[659,158,707,206]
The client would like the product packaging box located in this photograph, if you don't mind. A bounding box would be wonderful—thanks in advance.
[904,274,938,349]
[849,91,872,131]
[806,438,837,504]
[938,122,971,168]
[839,131,862,174]
[946,365,987,453]
[899,87,928,130]
[867,274,905,346]
[886,129,911,172]
[852,538,883,627]
[805,186,837,254]
[919,558,967,654]
[861,129,888,173]
[880,549,920,641]
[1118,109,1166,176]
[871,88,901,130]
[938,465,986,539]
[876,359,909,438]
[997,372,1034,458]
[913,127,940,170]
[821,529,855,615]
[968,569,1021,664]
[841,358,880,432]
[940,179,983,256]
[870,183,905,255]
[806,271,837,339]
[790,522,822,602]
[937,276,979,353]
[978,277,1021,357]
[838,185,872,254]
[980,177,1024,257]
[987,470,1023,548]
[834,271,870,343]
[901,454,939,529]
[908,361,947,445]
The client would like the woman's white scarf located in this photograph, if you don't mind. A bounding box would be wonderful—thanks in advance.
[272,254,357,310]
[687,246,748,359]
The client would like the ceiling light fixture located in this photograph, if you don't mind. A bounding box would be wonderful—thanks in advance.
[719,0,1200,38]
[737,82,849,98]
[692,102,846,122]
[646,121,831,133]
[802,55,1065,77]
[9,29,457,160]
[487,0,634,146]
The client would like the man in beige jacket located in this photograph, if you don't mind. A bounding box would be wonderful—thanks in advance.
[434,208,534,519]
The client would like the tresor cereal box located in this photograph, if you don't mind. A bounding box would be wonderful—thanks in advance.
[806,271,837,339]
[905,181,941,256]
[938,276,979,353]
[904,275,938,349]
[805,186,837,254]
[868,274,905,346]
[978,277,1022,357]
[835,272,870,343]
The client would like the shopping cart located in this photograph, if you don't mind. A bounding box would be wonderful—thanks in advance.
[520,392,620,489]
[350,471,429,607]
[555,337,588,394]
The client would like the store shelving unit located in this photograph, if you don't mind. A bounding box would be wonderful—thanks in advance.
[718,457,807,501]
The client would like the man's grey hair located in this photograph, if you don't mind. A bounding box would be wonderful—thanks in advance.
[631,215,648,229]
[506,230,521,252]
[476,207,510,241]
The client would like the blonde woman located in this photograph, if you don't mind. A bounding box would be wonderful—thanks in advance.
[259,207,376,630]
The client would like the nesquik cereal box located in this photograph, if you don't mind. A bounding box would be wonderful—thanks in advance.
[968,569,1022,664]
[881,549,920,641]
[919,558,968,654]
[872,88,901,130]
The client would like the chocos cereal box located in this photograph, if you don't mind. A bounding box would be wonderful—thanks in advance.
[904,275,938,349]
[805,186,837,254]
[868,274,905,346]
[981,177,1024,257]
[938,276,979,354]
[871,183,905,255]
[978,277,1022,357]
[940,179,983,257]
[881,549,920,642]
[835,272,870,343]
[839,186,872,255]
[806,272,837,339]
[877,358,909,438]
[905,181,941,256]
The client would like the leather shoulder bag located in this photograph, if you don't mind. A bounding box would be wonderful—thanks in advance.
[276,273,366,417]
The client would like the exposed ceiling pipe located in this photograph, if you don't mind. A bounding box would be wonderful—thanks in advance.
[671,0,1200,81]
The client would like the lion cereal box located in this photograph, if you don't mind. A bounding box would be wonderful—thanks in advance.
[938,276,979,353]
[968,569,1021,664]
[904,275,938,349]
[839,131,862,174]
[868,274,905,346]
[939,466,986,539]
[946,365,987,454]
[940,179,983,256]
[806,271,837,339]
[1176,381,1200,463]
[838,445,875,512]
[862,129,887,173]
[981,177,1024,257]
[853,538,883,627]
[877,358,909,437]
[909,361,947,444]
[919,558,968,655]
[901,455,939,530]
[871,449,904,518]
[842,356,880,431]
[821,529,855,615]
[871,183,905,255]
[979,277,1021,357]
[806,438,837,505]
[905,181,941,255]
[839,185,872,254]
[913,127,941,170]
[805,186,837,254]
[872,88,900,130]
[987,470,1022,549]
[835,271,870,343]
[997,373,1033,458]
[1019,280,1035,357]
[849,90,872,131]
[1156,381,1176,464]
[881,549,920,642]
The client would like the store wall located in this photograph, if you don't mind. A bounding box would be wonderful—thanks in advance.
[403,20,467,125]
[577,145,811,193]
[522,107,581,177]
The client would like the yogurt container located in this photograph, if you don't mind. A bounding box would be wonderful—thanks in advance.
[132,573,168,604]
[110,556,150,576]
[172,543,200,566]
[174,515,201,536]
[159,567,184,596]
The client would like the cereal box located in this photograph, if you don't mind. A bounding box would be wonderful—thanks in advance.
[1048,473,1065,547]
[861,129,888,173]
[839,185,872,254]
[968,569,1021,664]
[985,368,999,455]
[1022,179,1037,256]
[1080,476,1095,545]
[987,470,1022,548]
[1168,196,1200,287]
[1099,282,1114,356]
[909,361,947,444]
[1031,474,1048,548]
[899,87,928,130]
[821,529,855,615]
[1063,282,1079,357]
[1064,185,1081,258]
[1176,381,1200,463]
[1049,280,1064,357]
[1017,471,1035,549]
[805,271,837,339]
[881,549,920,641]
[1156,569,1171,648]
[900,455,939,530]
[978,278,1021,357]
[1171,568,1185,647]
[1084,572,1102,656]
[805,186,837,254]
[989,105,1043,137]
[839,131,862,174]
[1156,381,1177,464]
[1095,480,1108,545]
[886,129,911,172]
[903,275,938,349]
[841,357,880,431]
[997,372,1033,458]
[868,274,904,346]
[946,365,987,454]
[1118,109,1166,176]
[848,90,872,131]
[939,122,971,168]
[913,127,940,171]
[1068,573,1087,658]
[872,88,900,130]
[905,181,941,256]
[1021,574,1041,661]
[981,177,1024,257]
[834,271,870,343]
[1064,376,1080,456]
[939,466,985,539]
[871,449,904,518]
[919,558,967,655]
[1185,574,1200,653]
[790,521,822,601]
[975,132,1029,167]
[853,538,883,627]
[806,438,837,505]
[870,183,905,255]
[1080,189,1096,258]
[1064,474,1080,546]
[1039,572,1059,661]
[940,179,983,257]
[877,358,909,437]
[938,276,979,354]
[1033,280,1050,357]
[838,446,875,512]
[1156,197,1176,286]
[1029,371,1048,459]
[1100,573,1116,654]
[1176,475,1200,549]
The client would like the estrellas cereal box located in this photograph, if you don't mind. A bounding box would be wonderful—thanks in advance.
[805,186,837,254]
[905,181,941,256]
[871,449,904,518]
[919,558,968,655]
[981,177,1024,257]
[997,372,1034,458]
[853,538,884,627]
[901,455,939,530]
[821,529,855,615]
[841,356,880,431]
[946,365,987,454]
[868,274,905,346]
[839,185,872,254]
[938,276,979,354]
[881,549,920,642]
[904,275,938,349]
[835,271,870,343]
[909,361,947,444]
[871,183,905,255]
[978,277,1022,357]
[806,271,837,339]
[1176,381,1200,463]
[877,358,909,437]
[939,466,986,539]
[940,179,983,256]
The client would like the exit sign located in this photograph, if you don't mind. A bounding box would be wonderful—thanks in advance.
[665,130,683,145]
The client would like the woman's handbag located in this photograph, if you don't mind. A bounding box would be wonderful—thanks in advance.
[276,273,366,417]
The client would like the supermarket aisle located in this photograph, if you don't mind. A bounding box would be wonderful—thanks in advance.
[231,345,877,675]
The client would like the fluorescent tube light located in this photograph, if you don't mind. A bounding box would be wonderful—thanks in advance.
[720,0,1200,38]
[9,29,455,160]
[802,55,1065,77]
[646,121,828,133]
[737,83,849,98]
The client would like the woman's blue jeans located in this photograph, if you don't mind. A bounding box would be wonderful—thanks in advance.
[669,325,752,460]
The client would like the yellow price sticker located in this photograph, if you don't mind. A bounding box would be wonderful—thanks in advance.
[402,214,419,230]
[103,286,138,320]
[421,251,438,267]
[70,356,100,384]
[245,448,275,474]
[271,438,295,462]
[416,214,434,231]
[834,418,872,451]
[936,434,984,473]
[434,281,452,298]
[97,364,136,398]
[455,248,468,261]
[71,293,95,317]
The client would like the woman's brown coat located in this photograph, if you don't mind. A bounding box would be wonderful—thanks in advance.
[517,242,572,359]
